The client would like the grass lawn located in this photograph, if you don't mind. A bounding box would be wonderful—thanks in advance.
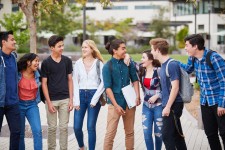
[102,54,188,63]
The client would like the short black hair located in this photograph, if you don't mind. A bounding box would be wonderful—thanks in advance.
[184,34,205,50]
[48,35,64,47]
[0,30,13,48]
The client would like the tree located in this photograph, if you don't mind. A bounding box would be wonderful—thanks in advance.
[149,7,173,38]
[12,0,111,53]
[0,11,29,50]
[176,26,189,49]
[38,4,81,37]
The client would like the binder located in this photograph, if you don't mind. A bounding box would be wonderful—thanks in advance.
[121,84,136,109]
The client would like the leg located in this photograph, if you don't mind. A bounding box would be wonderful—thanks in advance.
[5,104,21,150]
[153,105,163,150]
[87,101,101,150]
[58,99,70,150]
[26,102,42,150]
[103,104,120,150]
[172,103,187,150]
[18,102,26,150]
[217,111,225,149]
[142,104,154,150]
[46,102,58,150]
[201,105,222,150]
[122,106,136,150]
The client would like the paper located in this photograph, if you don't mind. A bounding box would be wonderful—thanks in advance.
[122,84,136,109]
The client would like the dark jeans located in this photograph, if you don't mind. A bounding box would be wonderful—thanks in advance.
[162,102,187,150]
[0,103,21,150]
[201,104,225,150]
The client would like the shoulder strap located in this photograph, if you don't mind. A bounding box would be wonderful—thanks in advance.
[166,59,175,77]
[96,59,101,84]
[206,50,216,69]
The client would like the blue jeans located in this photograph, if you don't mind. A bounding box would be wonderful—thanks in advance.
[19,100,42,150]
[73,89,101,150]
[142,104,163,150]
[0,103,21,150]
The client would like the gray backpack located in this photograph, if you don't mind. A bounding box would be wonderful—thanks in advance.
[166,59,194,103]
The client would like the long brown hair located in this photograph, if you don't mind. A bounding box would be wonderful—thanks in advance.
[139,50,161,88]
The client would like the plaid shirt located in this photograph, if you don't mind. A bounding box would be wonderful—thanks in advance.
[179,49,225,108]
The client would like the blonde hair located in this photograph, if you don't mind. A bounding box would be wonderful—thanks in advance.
[82,40,104,62]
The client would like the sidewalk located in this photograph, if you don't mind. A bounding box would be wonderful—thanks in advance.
[0,101,210,150]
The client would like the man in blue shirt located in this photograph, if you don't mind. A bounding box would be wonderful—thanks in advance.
[179,34,225,150]
[103,39,140,150]
[0,31,21,150]
[150,38,187,150]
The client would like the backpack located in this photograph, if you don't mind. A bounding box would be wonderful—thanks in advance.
[166,59,194,103]
[96,59,107,106]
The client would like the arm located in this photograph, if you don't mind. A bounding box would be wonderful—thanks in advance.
[73,61,80,110]
[163,80,179,116]
[132,81,140,106]
[42,77,56,113]
[91,61,105,106]
[67,73,73,111]
[179,56,195,74]
[211,54,225,116]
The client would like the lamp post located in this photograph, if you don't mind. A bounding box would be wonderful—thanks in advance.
[208,0,212,49]
[83,4,86,42]
[194,5,197,34]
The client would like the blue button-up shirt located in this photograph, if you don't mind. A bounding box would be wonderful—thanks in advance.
[179,49,225,108]
[102,57,138,110]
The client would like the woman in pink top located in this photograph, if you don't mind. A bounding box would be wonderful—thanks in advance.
[17,53,42,150]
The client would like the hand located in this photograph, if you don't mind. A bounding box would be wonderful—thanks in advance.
[47,101,56,113]
[124,54,130,66]
[136,98,141,106]
[162,106,171,117]
[68,101,73,112]
[148,95,158,104]
[74,106,80,110]
[115,105,126,116]
[90,104,95,108]
[217,107,225,117]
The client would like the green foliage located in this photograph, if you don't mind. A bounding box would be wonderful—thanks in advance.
[17,42,30,53]
[0,11,29,49]
[176,26,189,49]
[38,4,81,37]
[194,82,200,90]
[149,7,173,39]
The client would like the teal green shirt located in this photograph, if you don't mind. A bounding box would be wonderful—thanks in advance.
[102,57,138,110]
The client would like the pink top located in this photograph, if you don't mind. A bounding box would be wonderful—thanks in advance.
[18,75,38,101]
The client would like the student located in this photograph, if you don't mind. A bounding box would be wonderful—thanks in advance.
[0,31,21,150]
[41,35,73,150]
[17,53,42,150]
[103,39,140,150]
[150,38,187,150]
[138,50,162,150]
[73,40,104,150]
[179,34,225,150]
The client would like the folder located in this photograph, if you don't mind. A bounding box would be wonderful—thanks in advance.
[121,84,136,109]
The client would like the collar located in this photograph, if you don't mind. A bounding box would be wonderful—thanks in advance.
[111,57,123,64]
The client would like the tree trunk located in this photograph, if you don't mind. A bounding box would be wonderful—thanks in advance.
[18,0,37,54]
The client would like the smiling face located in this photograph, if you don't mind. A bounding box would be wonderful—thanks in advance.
[82,42,93,58]
[2,34,16,52]
[113,43,127,59]
[27,57,39,71]
[185,41,197,57]
[51,41,64,55]
[141,53,152,67]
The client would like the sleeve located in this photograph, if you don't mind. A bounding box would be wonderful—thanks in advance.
[73,61,80,106]
[90,61,105,106]
[179,56,195,74]
[67,57,73,74]
[168,61,180,81]
[129,60,139,82]
[102,62,112,89]
[41,60,48,78]
[211,54,225,108]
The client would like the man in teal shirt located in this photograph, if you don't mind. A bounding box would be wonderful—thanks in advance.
[103,39,140,150]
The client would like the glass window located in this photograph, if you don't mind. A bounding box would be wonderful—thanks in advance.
[12,4,19,12]
[135,5,160,10]
[217,24,225,45]
[198,25,204,30]
[103,6,128,10]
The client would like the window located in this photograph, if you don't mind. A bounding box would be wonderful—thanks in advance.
[103,6,128,10]
[12,4,19,12]
[217,24,225,45]
[135,5,160,10]
[198,25,204,30]
[81,7,96,10]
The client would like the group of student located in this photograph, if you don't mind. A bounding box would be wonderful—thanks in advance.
[0,30,225,150]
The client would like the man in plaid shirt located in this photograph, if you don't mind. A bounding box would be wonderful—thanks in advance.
[179,34,225,150]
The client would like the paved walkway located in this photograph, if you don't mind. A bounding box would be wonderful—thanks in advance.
[0,101,210,150]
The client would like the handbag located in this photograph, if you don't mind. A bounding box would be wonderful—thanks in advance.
[96,59,107,106]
